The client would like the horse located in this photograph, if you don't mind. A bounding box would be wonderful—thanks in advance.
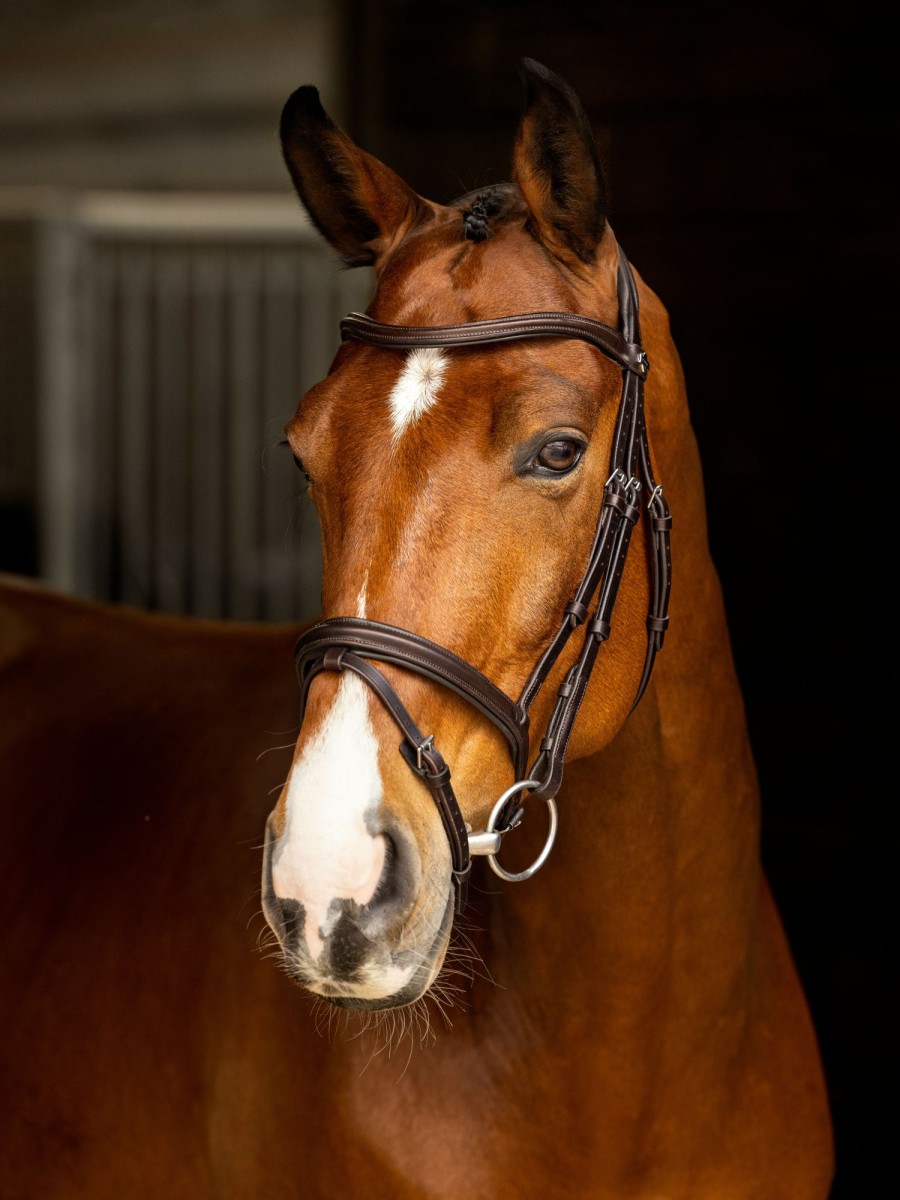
[0,59,832,1199]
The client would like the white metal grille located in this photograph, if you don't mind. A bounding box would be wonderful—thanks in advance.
[36,193,372,620]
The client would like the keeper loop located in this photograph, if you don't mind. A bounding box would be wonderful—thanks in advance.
[565,600,589,625]
[322,647,346,672]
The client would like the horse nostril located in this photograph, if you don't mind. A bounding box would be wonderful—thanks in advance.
[368,834,399,908]
[363,827,420,932]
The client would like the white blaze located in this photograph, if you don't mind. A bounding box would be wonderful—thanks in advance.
[388,347,448,441]
[271,588,387,959]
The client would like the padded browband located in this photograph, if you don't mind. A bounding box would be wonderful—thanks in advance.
[340,311,650,377]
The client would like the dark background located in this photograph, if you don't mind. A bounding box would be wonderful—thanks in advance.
[1,1,894,1194]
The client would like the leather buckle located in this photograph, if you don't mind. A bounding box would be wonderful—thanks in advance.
[416,735,435,771]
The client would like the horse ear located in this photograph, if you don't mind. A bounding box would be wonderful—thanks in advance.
[512,59,607,267]
[280,86,426,268]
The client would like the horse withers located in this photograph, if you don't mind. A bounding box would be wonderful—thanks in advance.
[260,59,833,1198]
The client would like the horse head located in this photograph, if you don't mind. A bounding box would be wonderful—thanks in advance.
[262,60,674,1010]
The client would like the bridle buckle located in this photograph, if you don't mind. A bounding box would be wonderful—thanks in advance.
[416,734,435,771]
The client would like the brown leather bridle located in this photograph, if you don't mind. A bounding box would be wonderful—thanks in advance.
[294,247,672,913]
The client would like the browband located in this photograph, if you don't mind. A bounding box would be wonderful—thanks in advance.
[339,311,650,378]
[294,247,671,911]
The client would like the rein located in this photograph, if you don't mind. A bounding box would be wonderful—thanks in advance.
[294,248,672,913]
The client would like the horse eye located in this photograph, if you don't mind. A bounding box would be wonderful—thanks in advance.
[292,454,312,483]
[535,439,582,473]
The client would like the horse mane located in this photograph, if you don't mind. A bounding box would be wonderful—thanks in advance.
[451,183,524,242]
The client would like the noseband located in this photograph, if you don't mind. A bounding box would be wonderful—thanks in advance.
[294,248,672,913]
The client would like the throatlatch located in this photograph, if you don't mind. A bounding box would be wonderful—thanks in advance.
[294,247,672,913]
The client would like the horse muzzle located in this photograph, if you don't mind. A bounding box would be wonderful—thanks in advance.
[261,812,454,1009]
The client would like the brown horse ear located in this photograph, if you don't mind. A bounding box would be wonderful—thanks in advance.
[512,59,607,267]
[280,86,426,268]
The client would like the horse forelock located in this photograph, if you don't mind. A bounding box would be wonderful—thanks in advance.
[450,182,524,243]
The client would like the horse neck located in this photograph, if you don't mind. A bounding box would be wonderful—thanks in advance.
[483,327,762,1040]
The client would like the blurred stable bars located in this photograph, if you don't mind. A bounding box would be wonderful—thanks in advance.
[0,190,370,621]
